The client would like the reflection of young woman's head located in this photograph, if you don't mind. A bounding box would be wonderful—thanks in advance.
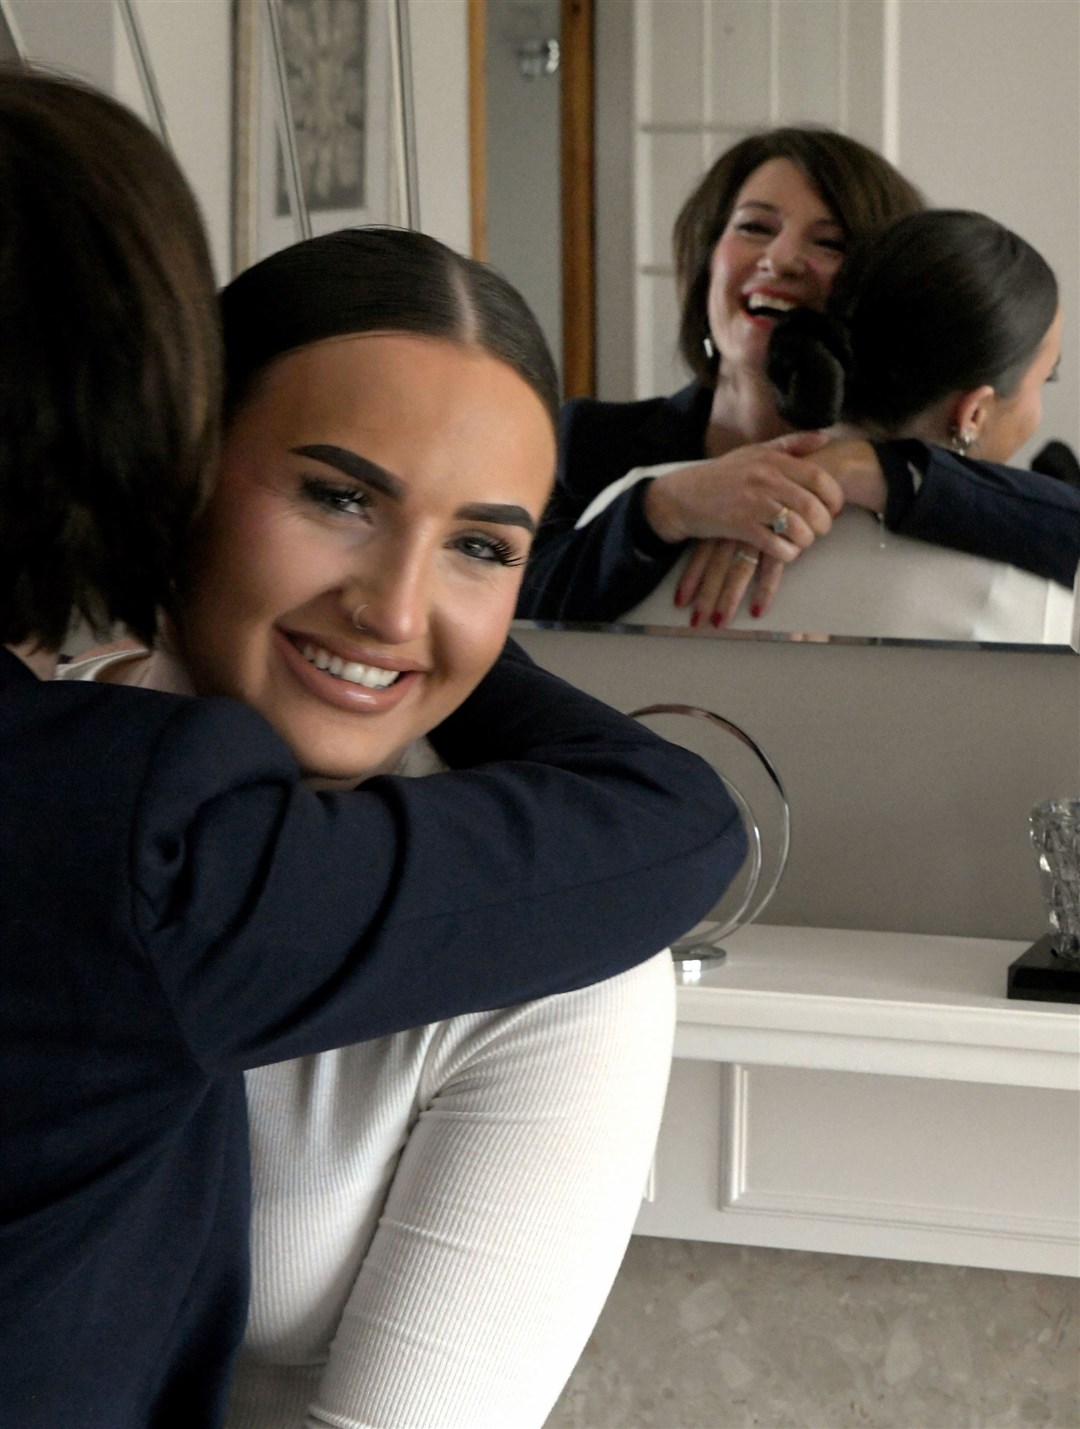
[177,229,559,786]
[767,209,1062,462]
[0,69,220,652]
[673,127,924,387]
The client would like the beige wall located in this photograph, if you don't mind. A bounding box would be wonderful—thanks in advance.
[10,0,472,279]
[891,0,1079,461]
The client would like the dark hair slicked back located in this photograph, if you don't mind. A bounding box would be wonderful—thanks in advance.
[765,210,1058,435]
[0,67,221,650]
[835,210,1059,432]
[222,227,559,427]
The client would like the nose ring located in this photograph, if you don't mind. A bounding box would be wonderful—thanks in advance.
[351,603,369,630]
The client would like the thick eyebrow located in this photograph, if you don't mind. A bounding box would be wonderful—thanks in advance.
[291,444,404,501]
[455,502,536,534]
[291,444,536,533]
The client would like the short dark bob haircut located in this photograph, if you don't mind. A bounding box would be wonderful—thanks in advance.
[220,227,560,429]
[674,126,924,387]
[0,67,221,650]
[767,210,1059,434]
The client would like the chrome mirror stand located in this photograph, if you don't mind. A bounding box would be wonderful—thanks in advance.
[630,704,791,977]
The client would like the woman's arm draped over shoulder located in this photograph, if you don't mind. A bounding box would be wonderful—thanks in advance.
[874,440,1080,588]
[138,641,745,1068]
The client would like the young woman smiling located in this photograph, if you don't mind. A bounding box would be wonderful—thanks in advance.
[6,71,745,1426]
[62,228,742,1428]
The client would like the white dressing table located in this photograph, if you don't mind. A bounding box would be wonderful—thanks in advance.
[637,925,1079,1275]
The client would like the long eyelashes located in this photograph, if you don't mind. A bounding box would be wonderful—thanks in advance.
[300,475,372,516]
[454,533,526,567]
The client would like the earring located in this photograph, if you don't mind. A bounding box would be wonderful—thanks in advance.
[351,603,369,630]
[949,427,976,456]
[703,334,716,361]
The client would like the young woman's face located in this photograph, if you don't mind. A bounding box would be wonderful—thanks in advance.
[706,156,847,379]
[975,306,1063,463]
[177,333,555,785]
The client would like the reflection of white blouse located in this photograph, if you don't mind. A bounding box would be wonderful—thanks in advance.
[582,464,1077,645]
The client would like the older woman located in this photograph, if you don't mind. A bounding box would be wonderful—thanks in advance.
[4,70,743,1429]
[516,126,922,622]
[62,228,749,1429]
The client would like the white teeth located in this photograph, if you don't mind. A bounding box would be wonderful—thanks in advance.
[298,642,401,689]
[747,293,797,313]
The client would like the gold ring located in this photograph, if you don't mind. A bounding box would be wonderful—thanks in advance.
[733,550,759,567]
[769,505,791,536]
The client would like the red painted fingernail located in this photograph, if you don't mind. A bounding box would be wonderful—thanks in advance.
[750,603,762,619]
[690,610,701,628]
[674,588,686,608]
[711,611,724,628]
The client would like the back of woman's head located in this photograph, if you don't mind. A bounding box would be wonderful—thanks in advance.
[0,67,221,649]
[674,126,924,384]
[767,210,1059,433]
[221,227,559,426]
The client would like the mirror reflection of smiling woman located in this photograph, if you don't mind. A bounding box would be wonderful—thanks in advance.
[517,128,922,623]
[517,127,1079,629]
[63,229,747,1429]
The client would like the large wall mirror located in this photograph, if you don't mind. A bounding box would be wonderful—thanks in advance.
[483,0,1080,651]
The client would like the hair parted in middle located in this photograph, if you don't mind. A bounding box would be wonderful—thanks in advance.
[766,209,1059,435]
[673,126,924,387]
[220,226,560,427]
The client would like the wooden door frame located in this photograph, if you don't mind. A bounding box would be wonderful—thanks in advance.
[467,0,596,398]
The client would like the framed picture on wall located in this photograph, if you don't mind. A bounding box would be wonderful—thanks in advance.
[232,0,399,275]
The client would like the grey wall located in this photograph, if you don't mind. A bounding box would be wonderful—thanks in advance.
[514,626,1080,941]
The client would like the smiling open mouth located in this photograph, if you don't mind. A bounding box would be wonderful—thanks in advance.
[744,293,799,319]
[299,642,401,690]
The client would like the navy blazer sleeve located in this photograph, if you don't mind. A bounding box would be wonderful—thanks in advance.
[517,396,696,622]
[87,640,744,1067]
[875,440,1080,588]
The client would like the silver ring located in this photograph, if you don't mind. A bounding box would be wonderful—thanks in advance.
[769,505,790,536]
[732,549,759,567]
[351,603,369,630]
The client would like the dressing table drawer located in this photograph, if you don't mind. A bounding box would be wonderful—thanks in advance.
[635,926,1080,1276]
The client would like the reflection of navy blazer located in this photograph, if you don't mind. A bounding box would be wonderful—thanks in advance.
[0,641,744,1428]
[516,383,1080,622]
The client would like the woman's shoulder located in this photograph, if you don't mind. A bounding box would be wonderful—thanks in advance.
[557,383,711,495]
[560,383,707,444]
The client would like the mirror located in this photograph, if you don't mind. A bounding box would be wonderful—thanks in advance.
[510,0,1080,649]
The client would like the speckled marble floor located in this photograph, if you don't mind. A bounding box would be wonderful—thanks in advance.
[545,1238,1078,1429]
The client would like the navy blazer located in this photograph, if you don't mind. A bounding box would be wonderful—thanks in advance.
[0,641,745,1427]
[516,384,1080,622]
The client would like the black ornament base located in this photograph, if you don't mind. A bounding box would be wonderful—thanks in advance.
[1007,935,1080,1004]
